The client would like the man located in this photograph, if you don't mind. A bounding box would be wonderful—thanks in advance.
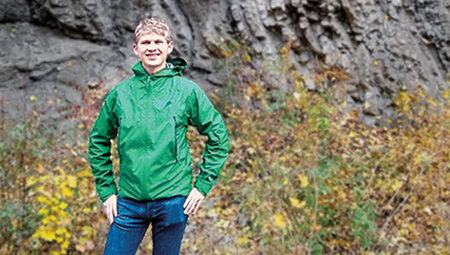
[88,18,229,255]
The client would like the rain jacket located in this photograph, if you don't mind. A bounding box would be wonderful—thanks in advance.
[88,58,229,202]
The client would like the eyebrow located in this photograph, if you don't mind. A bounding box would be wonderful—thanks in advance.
[140,39,164,43]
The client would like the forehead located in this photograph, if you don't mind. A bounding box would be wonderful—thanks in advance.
[136,33,167,43]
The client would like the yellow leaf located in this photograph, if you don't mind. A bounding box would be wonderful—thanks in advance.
[237,236,250,245]
[67,175,77,188]
[403,103,410,111]
[42,217,50,224]
[38,208,49,216]
[283,179,288,185]
[78,123,85,129]
[364,102,370,110]
[77,169,92,178]
[26,176,38,187]
[289,197,306,209]
[59,202,68,210]
[244,54,251,62]
[273,213,287,228]
[30,95,37,101]
[61,186,72,198]
[51,206,60,213]
[41,229,56,241]
[444,91,450,99]
[298,174,309,187]
[62,240,70,249]
[348,131,358,138]
[56,228,66,235]
[37,196,51,205]
[373,60,379,66]
[67,61,73,67]
[392,180,403,191]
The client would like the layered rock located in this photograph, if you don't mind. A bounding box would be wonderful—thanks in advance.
[0,0,449,124]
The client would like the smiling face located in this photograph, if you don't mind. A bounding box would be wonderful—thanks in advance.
[132,33,173,74]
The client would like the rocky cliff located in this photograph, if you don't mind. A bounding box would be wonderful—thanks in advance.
[1,0,449,124]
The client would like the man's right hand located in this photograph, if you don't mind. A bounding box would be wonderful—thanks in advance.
[103,194,117,224]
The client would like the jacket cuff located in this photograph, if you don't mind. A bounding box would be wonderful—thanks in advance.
[99,184,118,202]
[194,177,214,197]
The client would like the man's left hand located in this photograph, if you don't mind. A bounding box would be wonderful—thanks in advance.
[183,188,204,215]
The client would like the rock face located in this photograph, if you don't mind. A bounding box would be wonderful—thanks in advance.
[0,0,449,124]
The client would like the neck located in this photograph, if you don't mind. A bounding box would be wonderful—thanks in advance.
[143,62,166,75]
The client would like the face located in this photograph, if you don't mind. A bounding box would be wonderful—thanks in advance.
[133,33,173,74]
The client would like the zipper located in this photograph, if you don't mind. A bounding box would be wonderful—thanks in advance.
[146,76,151,90]
[172,116,179,162]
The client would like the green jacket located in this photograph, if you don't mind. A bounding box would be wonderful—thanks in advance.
[88,58,229,202]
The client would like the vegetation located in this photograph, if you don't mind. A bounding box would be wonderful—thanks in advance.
[0,43,449,254]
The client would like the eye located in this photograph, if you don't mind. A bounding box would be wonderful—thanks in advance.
[155,40,163,44]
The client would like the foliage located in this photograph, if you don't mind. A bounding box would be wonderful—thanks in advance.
[1,46,449,255]
[0,82,106,255]
[181,42,449,254]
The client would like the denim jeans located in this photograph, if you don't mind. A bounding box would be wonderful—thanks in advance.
[104,195,188,255]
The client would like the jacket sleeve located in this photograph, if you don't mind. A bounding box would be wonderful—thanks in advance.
[88,90,119,202]
[189,85,229,196]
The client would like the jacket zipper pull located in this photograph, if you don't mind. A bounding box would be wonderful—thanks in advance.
[146,76,151,90]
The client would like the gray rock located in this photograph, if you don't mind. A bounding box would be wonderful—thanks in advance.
[0,0,31,22]
[0,0,449,126]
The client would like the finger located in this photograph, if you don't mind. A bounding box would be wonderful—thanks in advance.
[194,198,203,214]
[184,198,195,214]
[107,207,114,224]
[183,195,192,209]
[113,200,118,218]
[187,198,201,215]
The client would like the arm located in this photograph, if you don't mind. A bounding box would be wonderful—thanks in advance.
[88,91,119,203]
[184,85,229,215]
[189,85,229,196]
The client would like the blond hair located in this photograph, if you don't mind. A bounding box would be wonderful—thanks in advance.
[134,18,172,43]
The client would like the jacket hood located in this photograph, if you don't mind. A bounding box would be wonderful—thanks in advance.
[132,57,188,78]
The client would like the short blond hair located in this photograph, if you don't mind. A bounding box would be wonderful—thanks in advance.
[134,18,172,43]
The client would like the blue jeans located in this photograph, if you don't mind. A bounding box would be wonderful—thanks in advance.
[104,196,188,255]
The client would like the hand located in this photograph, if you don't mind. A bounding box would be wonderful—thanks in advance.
[103,194,117,224]
[183,188,205,215]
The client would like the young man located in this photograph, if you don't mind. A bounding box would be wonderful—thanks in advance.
[88,18,229,255]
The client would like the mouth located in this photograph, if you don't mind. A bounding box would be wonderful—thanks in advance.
[146,52,160,58]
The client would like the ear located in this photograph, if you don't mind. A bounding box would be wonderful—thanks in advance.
[132,44,138,56]
[168,41,174,54]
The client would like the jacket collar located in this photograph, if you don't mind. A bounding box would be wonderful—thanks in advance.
[132,57,188,79]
